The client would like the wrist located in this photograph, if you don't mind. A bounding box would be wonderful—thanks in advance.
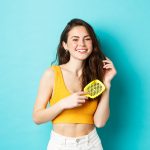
[103,81,111,89]
[58,100,65,111]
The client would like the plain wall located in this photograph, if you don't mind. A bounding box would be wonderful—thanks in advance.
[0,0,150,149]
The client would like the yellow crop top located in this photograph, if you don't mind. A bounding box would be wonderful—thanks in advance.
[50,65,99,124]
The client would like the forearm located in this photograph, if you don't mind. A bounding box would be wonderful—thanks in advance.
[33,101,64,124]
[94,84,111,128]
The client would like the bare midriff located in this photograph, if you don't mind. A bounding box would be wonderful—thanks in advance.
[53,123,95,137]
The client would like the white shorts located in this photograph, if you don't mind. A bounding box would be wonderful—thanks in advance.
[47,128,103,150]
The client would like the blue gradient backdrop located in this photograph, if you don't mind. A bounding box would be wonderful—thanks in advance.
[0,0,150,149]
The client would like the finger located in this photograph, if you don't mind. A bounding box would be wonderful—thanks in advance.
[103,64,113,69]
[103,59,111,62]
[78,99,86,104]
[106,57,111,61]
[77,91,89,95]
[103,63,113,67]
[77,104,83,107]
[79,96,89,100]
[102,60,112,64]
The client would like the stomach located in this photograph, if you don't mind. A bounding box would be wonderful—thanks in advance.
[53,123,95,137]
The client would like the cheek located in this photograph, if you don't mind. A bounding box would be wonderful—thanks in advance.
[67,40,77,48]
[71,43,78,49]
[88,43,93,50]
[86,41,93,47]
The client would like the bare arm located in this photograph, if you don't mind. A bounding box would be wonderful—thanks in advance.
[32,68,88,124]
[93,84,111,128]
[32,68,65,124]
[94,57,117,128]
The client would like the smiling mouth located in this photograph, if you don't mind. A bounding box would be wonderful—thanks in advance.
[76,49,87,53]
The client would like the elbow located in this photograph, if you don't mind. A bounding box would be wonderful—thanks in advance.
[32,113,42,125]
[94,121,106,128]
[94,115,110,128]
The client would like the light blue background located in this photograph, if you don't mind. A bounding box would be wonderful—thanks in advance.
[0,0,150,149]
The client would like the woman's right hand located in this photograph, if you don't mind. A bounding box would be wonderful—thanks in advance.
[59,91,89,110]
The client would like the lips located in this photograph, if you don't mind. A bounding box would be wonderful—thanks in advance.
[76,49,87,53]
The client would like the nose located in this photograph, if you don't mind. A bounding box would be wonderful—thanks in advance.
[79,39,85,46]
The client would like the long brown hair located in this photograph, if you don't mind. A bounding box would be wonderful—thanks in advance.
[51,18,106,100]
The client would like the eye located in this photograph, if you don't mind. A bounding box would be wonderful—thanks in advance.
[85,38,91,41]
[72,39,78,41]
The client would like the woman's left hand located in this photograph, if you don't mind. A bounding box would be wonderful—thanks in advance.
[102,57,117,87]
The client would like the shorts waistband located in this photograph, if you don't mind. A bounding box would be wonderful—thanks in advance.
[50,127,97,145]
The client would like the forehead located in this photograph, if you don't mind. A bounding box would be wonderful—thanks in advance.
[68,26,90,37]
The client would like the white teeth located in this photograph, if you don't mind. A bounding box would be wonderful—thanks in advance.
[77,50,86,52]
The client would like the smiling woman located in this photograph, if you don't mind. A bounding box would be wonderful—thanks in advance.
[62,26,93,60]
[32,18,117,150]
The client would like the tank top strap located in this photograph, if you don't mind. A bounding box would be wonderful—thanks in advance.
[51,65,62,82]
[51,65,66,92]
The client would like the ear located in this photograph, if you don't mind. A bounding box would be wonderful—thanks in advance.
[62,41,68,50]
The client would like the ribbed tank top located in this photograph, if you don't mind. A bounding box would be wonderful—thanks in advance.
[50,65,99,124]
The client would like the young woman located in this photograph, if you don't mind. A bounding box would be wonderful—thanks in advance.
[33,18,117,150]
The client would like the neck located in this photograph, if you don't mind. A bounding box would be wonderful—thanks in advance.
[65,60,85,77]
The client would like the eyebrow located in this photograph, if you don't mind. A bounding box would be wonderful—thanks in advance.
[71,35,91,39]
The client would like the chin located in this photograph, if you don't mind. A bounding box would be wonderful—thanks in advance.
[76,56,90,61]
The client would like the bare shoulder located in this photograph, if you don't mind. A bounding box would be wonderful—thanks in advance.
[40,66,55,88]
[42,66,54,78]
